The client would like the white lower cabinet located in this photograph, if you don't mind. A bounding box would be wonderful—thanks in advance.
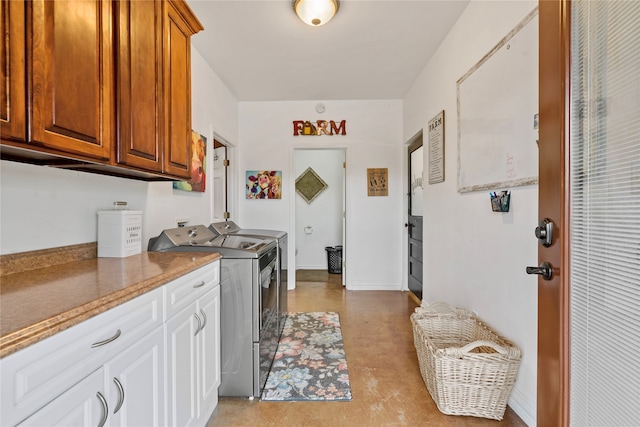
[1,260,221,427]
[165,285,221,427]
[17,326,165,427]
[1,287,163,427]
[18,368,106,427]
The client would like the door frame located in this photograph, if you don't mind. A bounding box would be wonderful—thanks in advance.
[289,146,348,290]
[212,131,236,224]
[538,1,571,425]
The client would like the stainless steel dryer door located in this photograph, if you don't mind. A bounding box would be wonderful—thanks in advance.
[259,257,278,333]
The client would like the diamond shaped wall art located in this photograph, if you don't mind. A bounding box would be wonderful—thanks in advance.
[295,167,328,204]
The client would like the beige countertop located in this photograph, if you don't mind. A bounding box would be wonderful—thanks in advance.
[0,244,221,358]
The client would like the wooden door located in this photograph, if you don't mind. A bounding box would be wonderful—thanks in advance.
[29,0,114,160]
[531,0,570,426]
[163,1,203,179]
[407,133,424,301]
[1,0,26,142]
[539,2,640,425]
[537,1,570,425]
[116,0,164,173]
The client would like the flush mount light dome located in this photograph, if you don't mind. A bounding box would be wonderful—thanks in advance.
[293,0,340,27]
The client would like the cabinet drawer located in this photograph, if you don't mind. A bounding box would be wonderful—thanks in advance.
[164,260,220,320]
[0,287,162,427]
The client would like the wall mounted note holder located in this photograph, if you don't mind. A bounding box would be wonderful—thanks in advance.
[490,191,511,212]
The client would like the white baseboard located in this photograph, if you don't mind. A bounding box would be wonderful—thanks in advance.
[346,280,401,291]
[507,386,536,426]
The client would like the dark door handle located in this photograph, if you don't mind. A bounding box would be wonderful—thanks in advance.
[535,218,554,247]
[526,262,553,281]
[404,223,413,228]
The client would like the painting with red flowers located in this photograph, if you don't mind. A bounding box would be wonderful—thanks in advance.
[173,130,206,192]
[246,170,282,199]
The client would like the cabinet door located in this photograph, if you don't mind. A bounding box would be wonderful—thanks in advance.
[197,286,221,420]
[18,368,106,427]
[106,327,165,427]
[115,0,163,173]
[0,0,26,142]
[163,1,202,179]
[165,301,199,427]
[29,0,114,160]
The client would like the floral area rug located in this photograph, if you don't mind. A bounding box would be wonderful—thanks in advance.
[261,312,352,401]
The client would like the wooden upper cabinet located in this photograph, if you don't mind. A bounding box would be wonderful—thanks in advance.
[0,1,26,142]
[115,0,164,173]
[1,0,202,180]
[29,0,114,161]
[164,0,203,179]
[117,0,202,179]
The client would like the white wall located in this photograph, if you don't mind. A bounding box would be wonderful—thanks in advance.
[0,45,238,255]
[403,1,538,425]
[294,149,344,270]
[238,100,403,291]
[143,47,240,237]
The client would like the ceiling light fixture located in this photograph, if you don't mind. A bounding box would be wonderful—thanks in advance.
[292,0,340,27]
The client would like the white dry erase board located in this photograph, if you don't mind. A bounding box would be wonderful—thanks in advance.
[456,7,539,193]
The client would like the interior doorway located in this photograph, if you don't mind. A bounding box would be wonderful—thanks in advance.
[211,135,236,224]
[212,139,228,221]
[293,148,346,287]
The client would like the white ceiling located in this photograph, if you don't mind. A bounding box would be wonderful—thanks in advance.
[186,0,470,101]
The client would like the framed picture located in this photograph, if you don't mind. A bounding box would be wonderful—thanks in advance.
[295,167,328,204]
[428,110,445,184]
[367,168,388,197]
[246,170,282,199]
[456,9,538,192]
[173,130,206,192]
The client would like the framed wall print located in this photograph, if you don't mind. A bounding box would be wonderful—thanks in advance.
[428,110,445,184]
[246,170,282,199]
[173,130,207,192]
[367,168,388,197]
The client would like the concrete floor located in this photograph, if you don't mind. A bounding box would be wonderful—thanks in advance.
[206,270,527,427]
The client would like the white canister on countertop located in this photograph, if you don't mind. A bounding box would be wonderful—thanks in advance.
[97,202,142,258]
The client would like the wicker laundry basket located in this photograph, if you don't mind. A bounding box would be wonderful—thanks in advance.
[410,305,521,421]
[411,302,471,360]
[413,301,471,318]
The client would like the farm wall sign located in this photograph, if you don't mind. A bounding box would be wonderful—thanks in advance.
[293,120,346,136]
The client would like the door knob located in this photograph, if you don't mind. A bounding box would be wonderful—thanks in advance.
[535,218,553,247]
[404,223,413,228]
[526,262,553,280]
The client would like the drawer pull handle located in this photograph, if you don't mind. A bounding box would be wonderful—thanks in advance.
[193,281,206,288]
[113,377,125,414]
[194,313,202,336]
[96,391,108,427]
[200,309,207,330]
[91,329,121,348]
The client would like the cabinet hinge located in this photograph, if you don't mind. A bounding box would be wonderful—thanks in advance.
[223,159,230,167]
